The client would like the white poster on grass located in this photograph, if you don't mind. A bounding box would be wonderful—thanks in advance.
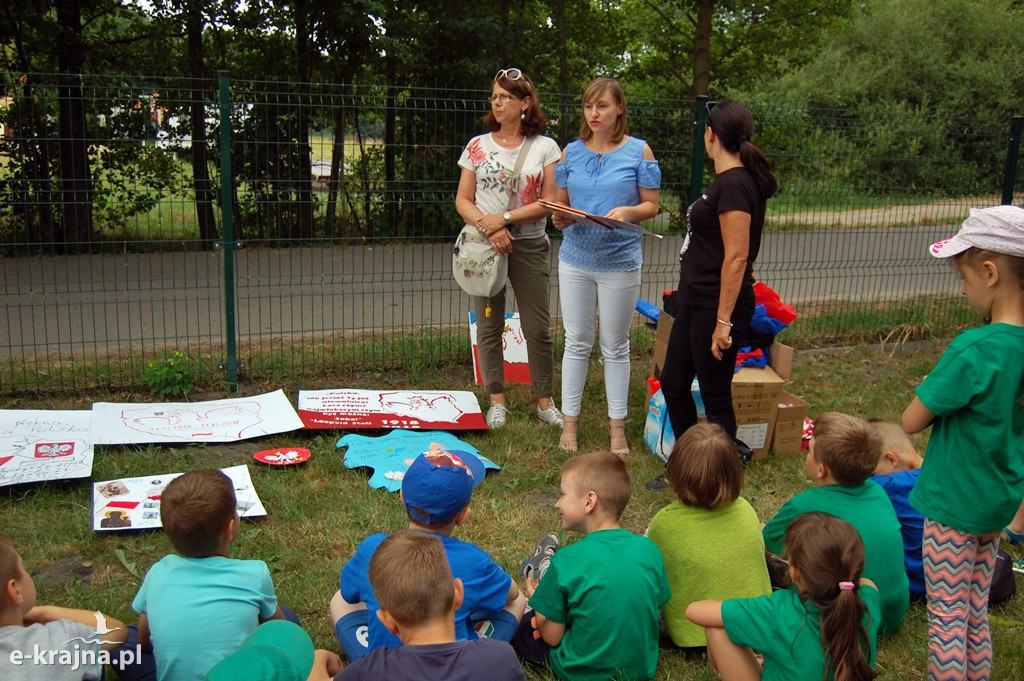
[0,410,94,487]
[92,464,266,532]
[90,389,303,444]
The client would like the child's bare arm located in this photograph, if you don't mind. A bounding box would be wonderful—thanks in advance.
[24,606,130,651]
[307,649,343,681]
[902,396,934,434]
[137,614,153,653]
[260,605,287,623]
[685,600,725,628]
[533,611,565,647]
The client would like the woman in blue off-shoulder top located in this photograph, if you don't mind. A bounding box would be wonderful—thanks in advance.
[548,77,661,456]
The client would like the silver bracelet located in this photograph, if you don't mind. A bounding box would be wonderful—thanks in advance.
[716,318,733,327]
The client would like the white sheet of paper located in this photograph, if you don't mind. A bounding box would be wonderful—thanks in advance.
[90,389,303,444]
[0,410,94,487]
[93,464,266,532]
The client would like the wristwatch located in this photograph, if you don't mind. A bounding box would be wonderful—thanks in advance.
[503,211,511,224]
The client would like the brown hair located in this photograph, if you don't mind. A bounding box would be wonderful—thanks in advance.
[561,451,631,520]
[706,100,777,199]
[665,422,743,510]
[369,529,454,628]
[866,419,917,462]
[578,78,628,143]
[485,70,548,138]
[784,512,876,681]
[160,469,237,557]
[812,412,881,486]
[0,534,21,604]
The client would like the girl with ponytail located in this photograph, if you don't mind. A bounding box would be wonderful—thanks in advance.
[651,101,776,488]
[686,512,880,681]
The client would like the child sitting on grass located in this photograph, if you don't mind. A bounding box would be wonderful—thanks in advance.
[333,529,525,680]
[330,451,525,660]
[687,512,880,681]
[132,468,288,681]
[515,451,670,681]
[761,411,908,635]
[867,418,925,600]
[646,422,770,648]
[0,533,130,681]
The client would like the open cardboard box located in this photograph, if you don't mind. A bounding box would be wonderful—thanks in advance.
[771,390,811,456]
[649,311,793,461]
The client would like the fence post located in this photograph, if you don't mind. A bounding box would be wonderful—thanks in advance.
[1003,116,1023,206]
[218,70,239,392]
[688,94,710,205]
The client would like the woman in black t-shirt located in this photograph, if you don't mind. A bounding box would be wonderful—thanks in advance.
[655,101,777,478]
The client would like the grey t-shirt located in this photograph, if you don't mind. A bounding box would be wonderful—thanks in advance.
[0,620,101,681]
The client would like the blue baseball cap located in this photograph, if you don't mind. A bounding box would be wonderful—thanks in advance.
[402,450,487,524]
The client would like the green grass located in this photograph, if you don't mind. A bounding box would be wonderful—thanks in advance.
[4,341,1024,679]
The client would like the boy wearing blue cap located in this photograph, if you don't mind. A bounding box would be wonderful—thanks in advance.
[330,450,526,661]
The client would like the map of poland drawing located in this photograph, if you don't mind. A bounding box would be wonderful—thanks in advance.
[91,390,304,444]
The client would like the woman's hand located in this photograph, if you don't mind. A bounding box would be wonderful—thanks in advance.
[604,206,631,222]
[488,225,515,255]
[711,320,732,361]
[550,213,574,231]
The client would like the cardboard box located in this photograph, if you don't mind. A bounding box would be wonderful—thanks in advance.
[771,390,810,456]
[647,311,792,461]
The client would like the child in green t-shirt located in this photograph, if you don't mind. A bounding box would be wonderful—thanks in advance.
[687,512,880,681]
[761,411,908,635]
[513,452,670,681]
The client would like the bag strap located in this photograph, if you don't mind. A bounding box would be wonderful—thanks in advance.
[507,136,535,212]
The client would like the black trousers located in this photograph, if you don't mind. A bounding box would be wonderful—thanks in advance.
[659,292,753,440]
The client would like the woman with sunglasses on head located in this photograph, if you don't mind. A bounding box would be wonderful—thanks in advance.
[650,101,777,486]
[456,68,564,430]
[548,77,661,456]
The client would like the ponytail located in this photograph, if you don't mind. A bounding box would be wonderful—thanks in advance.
[783,513,876,681]
[739,140,777,200]
[707,101,778,200]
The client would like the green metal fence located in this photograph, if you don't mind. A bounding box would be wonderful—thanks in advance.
[1,72,1021,395]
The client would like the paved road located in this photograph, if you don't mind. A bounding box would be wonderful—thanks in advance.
[1,224,960,358]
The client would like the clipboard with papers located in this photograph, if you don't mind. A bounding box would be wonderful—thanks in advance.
[539,199,662,238]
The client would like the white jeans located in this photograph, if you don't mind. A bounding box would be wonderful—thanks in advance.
[558,261,642,419]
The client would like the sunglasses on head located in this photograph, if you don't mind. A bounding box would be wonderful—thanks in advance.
[494,68,524,82]
[706,100,719,117]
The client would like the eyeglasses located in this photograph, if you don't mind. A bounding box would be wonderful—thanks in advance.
[705,100,719,117]
[488,94,519,104]
[494,68,524,82]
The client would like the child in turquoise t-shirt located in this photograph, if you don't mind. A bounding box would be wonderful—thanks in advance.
[902,205,1024,680]
[687,512,880,681]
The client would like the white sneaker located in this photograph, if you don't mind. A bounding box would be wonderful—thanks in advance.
[486,403,511,429]
[536,404,564,428]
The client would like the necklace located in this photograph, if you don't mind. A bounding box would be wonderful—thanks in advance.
[498,131,522,145]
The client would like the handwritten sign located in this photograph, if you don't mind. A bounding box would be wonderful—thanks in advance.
[0,410,94,487]
[91,390,303,444]
[298,390,487,430]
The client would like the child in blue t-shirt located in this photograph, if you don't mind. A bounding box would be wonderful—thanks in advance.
[330,451,525,661]
[867,419,925,600]
[902,205,1024,680]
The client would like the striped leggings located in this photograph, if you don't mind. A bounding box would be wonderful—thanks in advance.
[923,519,1001,681]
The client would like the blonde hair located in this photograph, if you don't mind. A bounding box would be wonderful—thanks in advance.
[665,422,743,510]
[369,529,454,628]
[812,413,881,486]
[160,469,237,557]
[561,451,632,520]
[578,78,628,143]
[867,419,917,464]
